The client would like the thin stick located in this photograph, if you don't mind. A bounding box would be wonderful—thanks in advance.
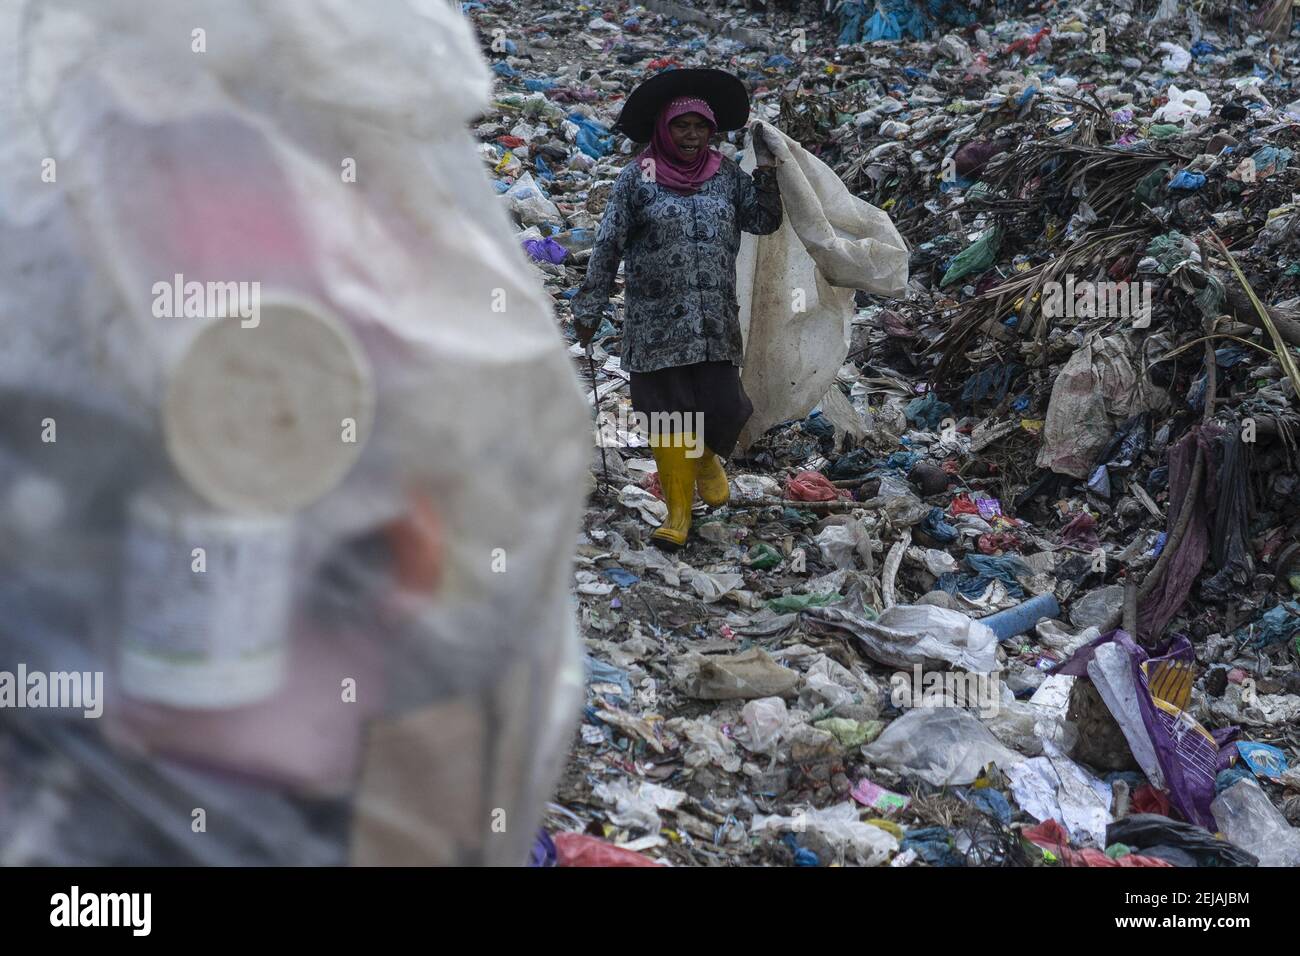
[587,343,610,496]
[724,497,860,512]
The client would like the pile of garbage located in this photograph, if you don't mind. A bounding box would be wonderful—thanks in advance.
[466,0,1300,866]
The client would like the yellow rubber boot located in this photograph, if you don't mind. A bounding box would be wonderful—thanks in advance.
[649,437,697,551]
[695,448,730,508]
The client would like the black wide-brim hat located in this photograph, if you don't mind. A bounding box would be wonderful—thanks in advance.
[614,68,750,143]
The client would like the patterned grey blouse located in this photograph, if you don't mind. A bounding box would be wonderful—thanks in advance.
[572,156,783,373]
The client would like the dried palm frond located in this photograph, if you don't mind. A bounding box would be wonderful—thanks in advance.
[980,141,1173,231]
[1254,0,1293,43]
[930,225,1151,381]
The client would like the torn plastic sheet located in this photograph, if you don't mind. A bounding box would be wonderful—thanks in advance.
[802,603,998,672]
[592,779,686,833]
[861,706,1026,786]
[1231,601,1300,648]
[1210,780,1300,867]
[1036,333,1168,479]
[752,802,898,866]
[1007,738,1113,847]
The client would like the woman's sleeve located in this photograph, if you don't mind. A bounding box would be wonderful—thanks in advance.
[572,168,634,334]
[737,165,783,236]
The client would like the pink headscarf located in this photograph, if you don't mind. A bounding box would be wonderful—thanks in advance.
[638,96,723,195]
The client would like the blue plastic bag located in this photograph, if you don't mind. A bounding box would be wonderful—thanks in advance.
[1168,170,1206,190]
[567,112,613,158]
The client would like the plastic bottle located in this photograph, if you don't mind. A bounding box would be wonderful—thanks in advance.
[1210,779,1300,867]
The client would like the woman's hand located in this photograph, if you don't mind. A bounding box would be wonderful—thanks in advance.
[750,122,780,169]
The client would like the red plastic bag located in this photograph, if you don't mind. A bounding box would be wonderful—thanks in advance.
[555,833,662,867]
[1023,820,1172,868]
[784,471,848,502]
[978,532,1022,555]
[1131,784,1174,817]
[1059,512,1099,549]
[1004,26,1051,56]
[642,471,664,501]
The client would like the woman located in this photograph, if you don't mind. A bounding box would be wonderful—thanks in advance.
[574,69,783,550]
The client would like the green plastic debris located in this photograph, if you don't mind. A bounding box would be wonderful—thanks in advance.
[1193,274,1225,320]
[1105,842,1131,859]
[941,225,1002,287]
[1144,230,1193,274]
[780,507,816,526]
[765,592,844,612]
[1133,164,1170,207]
[746,542,782,570]
[813,717,884,748]
[1251,145,1292,178]
[1147,123,1182,138]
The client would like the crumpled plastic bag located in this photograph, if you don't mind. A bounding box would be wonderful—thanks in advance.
[800,655,877,714]
[1156,42,1192,74]
[1211,779,1300,867]
[909,546,959,575]
[752,802,898,866]
[684,568,746,604]
[1153,85,1211,124]
[806,604,999,672]
[669,716,742,773]
[615,546,683,587]
[618,483,669,525]
[592,779,686,833]
[681,648,799,701]
[815,520,873,570]
[862,707,1026,786]
[1037,333,1168,478]
[555,832,662,867]
[941,225,1001,287]
[1007,738,1114,847]
[786,470,849,502]
[740,696,790,752]
[736,121,908,451]
[732,473,783,501]
[505,171,563,226]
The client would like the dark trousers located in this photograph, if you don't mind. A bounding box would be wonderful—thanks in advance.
[628,361,753,458]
